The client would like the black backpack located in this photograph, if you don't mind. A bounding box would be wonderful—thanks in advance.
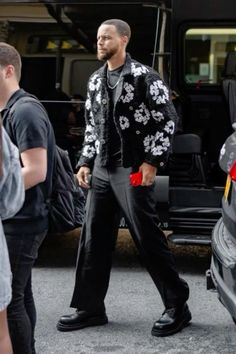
[48,144,85,233]
[7,93,85,233]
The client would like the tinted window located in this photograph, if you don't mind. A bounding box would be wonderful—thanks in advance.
[184,28,236,85]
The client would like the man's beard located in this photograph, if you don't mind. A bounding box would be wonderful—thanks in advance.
[97,48,116,61]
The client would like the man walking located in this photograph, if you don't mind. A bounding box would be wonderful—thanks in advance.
[57,19,191,337]
[0,42,55,354]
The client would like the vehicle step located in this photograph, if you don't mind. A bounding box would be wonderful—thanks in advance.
[167,233,211,245]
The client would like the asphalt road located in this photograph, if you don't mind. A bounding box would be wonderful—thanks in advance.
[32,230,236,354]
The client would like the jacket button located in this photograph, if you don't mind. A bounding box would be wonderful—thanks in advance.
[100,118,105,124]
[136,130,141,134]
[160,162,164,166]
[129,106,133,110]
[102,99,107,105]
[100,139,105,144]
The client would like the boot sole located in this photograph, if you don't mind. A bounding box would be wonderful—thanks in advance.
[151,311,192,337]
[57,315,108,332]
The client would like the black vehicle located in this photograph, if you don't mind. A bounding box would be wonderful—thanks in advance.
[1,0,236,245]
[207,127,236,324]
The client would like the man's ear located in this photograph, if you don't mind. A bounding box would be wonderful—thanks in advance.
[5,64,14,79]
[122,35,129,47]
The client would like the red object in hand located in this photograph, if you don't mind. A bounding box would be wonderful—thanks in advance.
[130,171,142,186]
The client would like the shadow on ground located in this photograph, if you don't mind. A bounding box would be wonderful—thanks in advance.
[36,228,211,274]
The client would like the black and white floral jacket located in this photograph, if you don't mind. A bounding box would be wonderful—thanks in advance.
[78,54,177,169]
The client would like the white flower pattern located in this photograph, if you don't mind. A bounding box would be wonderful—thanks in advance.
[150,80,169,104]
[134,103,151,125]
[86,124,95,134]
[143,132,170,156]
[120,83,134,103]
[85,133,96,143]
[119,116,130,130]
[151,110,164,122]
[89,74,101,91]
[96,92,101,104]
[85,97,91,110]
[79,57,177,168]
[131,63,149,77]
[95,140,100,154]
[89,113,95,126]
[164,120,175,134]
[82,145,96,159]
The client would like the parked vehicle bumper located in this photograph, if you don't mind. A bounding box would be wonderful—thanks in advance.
[209,217,236,321]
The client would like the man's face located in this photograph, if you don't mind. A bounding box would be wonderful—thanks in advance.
[0,63,20,108]
[97,24,125,61]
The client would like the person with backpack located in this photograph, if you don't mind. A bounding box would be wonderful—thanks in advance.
[0,42,55,354]
[57,19,191,337]
[0,122,25,354]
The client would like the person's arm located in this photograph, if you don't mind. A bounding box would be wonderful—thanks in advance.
[76,87,97,170]
[21,147,47,190]
[144,72,177,168]
[0,127,25,219]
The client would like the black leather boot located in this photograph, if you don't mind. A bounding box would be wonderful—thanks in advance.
[151,303,191,337]
[57,310,108,332]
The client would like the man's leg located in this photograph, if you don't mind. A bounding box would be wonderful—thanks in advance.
[6,232,46,354]
[57,165,120,331]
[24,274,36,354]
[110,167,191,336]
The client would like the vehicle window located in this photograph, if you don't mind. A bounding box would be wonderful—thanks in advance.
[70,60,102,98]
[184,28,236,85]
[26,35,86,54]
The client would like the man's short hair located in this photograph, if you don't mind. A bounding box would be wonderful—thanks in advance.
[101,19,131,41]
[0,42,22,81]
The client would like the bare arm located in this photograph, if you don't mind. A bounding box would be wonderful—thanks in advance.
[21,147,47,190]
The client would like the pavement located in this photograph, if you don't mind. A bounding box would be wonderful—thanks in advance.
[32,229,236,354]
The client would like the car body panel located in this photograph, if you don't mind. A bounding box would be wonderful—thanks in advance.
[209,129,236,323]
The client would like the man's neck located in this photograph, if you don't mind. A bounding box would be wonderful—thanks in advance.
[107,52,126,71]
[0,86,19,110]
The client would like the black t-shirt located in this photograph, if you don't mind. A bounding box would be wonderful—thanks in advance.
[2,89,56,236]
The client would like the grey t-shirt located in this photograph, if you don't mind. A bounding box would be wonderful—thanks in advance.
[106,65,124,166]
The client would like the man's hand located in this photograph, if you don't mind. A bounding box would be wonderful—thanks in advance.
[139,162,157,186]
[77,166,91,189]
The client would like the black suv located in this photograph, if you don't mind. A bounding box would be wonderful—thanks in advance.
[207,130,236,324]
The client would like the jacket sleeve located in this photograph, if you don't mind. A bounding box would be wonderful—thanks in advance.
[143,72,177,168]
[0,127,25,220]
[77,92,97,169]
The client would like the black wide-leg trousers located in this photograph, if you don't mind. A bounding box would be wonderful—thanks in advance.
[70,163,189,312]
